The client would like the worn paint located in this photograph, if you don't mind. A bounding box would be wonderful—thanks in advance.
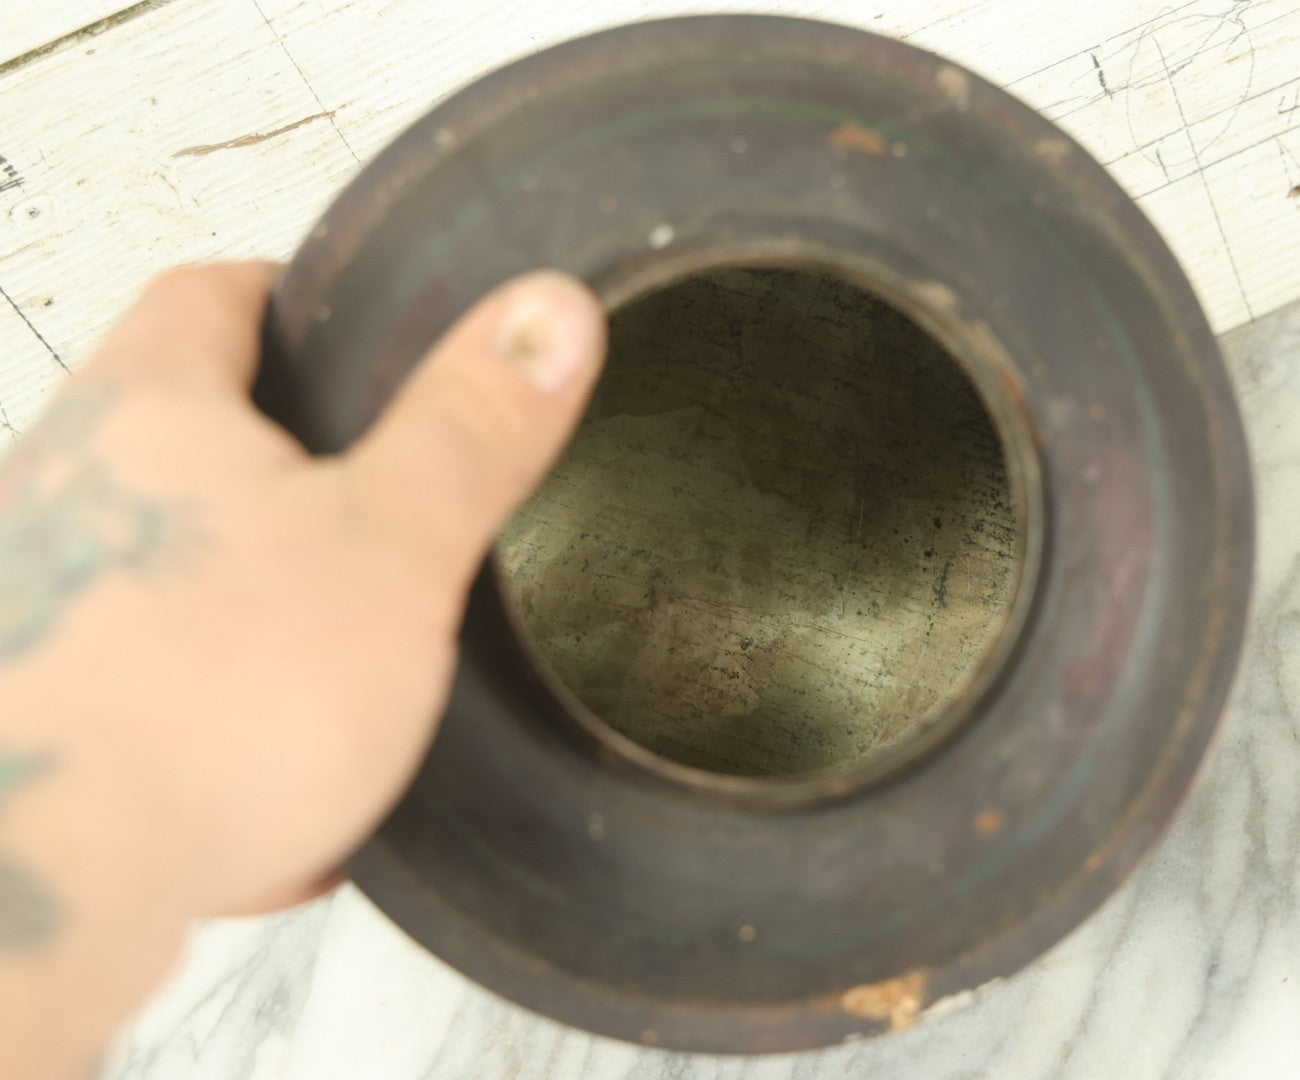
[829,121,888,156]
[841,970,928,1031]
[935,65,971,112]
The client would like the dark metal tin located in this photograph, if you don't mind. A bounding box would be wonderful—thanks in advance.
[254,16,1253,1053]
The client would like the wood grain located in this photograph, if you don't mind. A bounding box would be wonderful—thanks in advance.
[0,0,140,67]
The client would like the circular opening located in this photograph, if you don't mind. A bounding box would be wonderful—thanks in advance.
[498,264,1026,784]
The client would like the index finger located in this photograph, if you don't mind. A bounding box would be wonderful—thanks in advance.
[87,262,281,394]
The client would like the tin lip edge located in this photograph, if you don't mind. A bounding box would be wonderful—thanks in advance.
[488,240,1048,811]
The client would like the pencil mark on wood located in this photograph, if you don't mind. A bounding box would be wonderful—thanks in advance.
[0,154,22,194]
[173,111,337,158]
[250,0,361,164]
[1118,7,1255,177]
[1091,53,1112,98]
[1152,36,1253,320]
[0,282,67,372]
[1279,138,1300,184]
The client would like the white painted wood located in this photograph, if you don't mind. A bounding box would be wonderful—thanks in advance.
[0,0,138,66]
[0,0,1295,436]
[0,0,358,430]
[254,0,1300,332]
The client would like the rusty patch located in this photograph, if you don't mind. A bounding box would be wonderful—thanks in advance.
[841,970,928,1032]
[974,810,1003,833]
[830,121,888,156]
[965,320,1027,411]
[935,65,971,112]
[1035,137,1071,165]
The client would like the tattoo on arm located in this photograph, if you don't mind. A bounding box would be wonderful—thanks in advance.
[0,381,194,951]
[0,749,63,950]
[0,380,192,667]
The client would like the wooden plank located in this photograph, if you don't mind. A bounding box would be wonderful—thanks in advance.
[0,0,1296,430]
[0,0,142,67]
[254,0,1300,333]
[1004,0,1300,327]
[0,289,55,435]
[0,0,357,432]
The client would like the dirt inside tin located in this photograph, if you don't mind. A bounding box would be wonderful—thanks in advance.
[498,266,1019,779]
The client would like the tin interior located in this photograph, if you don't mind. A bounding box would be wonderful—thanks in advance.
[498,265,1020,779]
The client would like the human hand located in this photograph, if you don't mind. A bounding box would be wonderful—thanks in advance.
[0,262,606,1077]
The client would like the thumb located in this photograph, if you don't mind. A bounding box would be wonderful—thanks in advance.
[343,270,606,584]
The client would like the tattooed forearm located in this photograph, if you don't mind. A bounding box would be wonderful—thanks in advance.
[0,855,63,949]
[0,749,63,950]
[0,380,191,667]
[0,379,187,950]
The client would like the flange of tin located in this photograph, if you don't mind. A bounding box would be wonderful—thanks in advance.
[253,16,1253,1053]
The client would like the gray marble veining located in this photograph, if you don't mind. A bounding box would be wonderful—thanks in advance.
[100,301,1300,1079]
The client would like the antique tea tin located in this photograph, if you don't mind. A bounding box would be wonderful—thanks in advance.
[254,17,1252,1052]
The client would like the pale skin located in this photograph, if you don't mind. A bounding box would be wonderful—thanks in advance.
[0,263,608,1079]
